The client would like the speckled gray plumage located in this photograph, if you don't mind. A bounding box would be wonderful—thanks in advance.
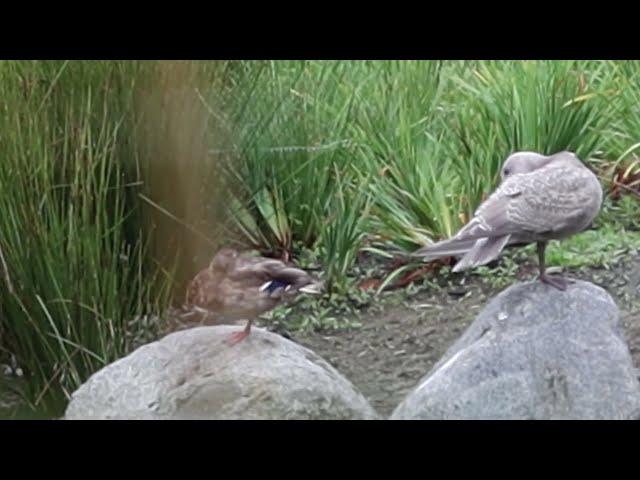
[414,151,603,272]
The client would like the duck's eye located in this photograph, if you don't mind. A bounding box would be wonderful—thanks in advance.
[503,168,510,176]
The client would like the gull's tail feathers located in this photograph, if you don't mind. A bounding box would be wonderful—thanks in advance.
[451,234,511,273]
[412,238,479,261]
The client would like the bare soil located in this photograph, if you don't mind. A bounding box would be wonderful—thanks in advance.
[2,255,639,419]
[289,257,640,417]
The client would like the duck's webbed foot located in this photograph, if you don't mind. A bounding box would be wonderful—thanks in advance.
[225,320,252,346]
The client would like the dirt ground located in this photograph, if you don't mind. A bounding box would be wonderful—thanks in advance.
[2,254,639,419]
[289,257,640,417]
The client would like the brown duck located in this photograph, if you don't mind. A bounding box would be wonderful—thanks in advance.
[183,248,322,345]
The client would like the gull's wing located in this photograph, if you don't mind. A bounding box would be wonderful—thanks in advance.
[452,165,598,242]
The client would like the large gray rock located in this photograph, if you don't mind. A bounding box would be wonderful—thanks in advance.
[391,280,640,420]
[65,325,379,420]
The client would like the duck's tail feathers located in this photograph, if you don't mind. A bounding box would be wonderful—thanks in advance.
[298,281,324,295]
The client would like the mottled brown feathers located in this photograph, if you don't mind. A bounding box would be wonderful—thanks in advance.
[183,248,319,324]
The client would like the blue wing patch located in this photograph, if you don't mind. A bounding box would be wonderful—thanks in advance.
[259,279,291,294]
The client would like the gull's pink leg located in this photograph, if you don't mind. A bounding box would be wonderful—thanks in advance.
[537,241,569,291]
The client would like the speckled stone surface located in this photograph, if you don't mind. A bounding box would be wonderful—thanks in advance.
[392,280,640,420]
[64,325,379,420]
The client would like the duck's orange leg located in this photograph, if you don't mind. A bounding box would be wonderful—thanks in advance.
[226,319,252,346]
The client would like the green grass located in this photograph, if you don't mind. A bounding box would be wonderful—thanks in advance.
[545,227,640,269]
[219,61,627,255]
[0,60,229,414]
[3,60,640,415]
[0,61,163,413]
[446,61,617,219]
[543,195,640,269]
[471,224,640,292]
